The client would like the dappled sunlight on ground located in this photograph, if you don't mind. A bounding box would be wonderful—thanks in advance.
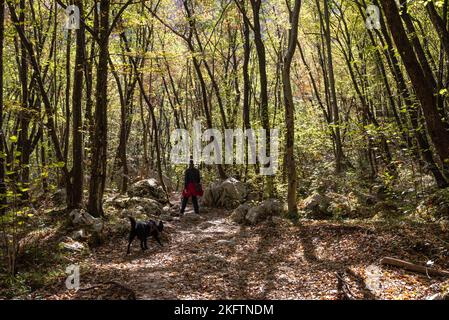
[36,200,449,300]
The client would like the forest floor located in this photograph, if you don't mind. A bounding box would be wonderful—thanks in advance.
[23,193,449,300]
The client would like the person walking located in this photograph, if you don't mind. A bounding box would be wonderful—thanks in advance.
[180,159,203,214]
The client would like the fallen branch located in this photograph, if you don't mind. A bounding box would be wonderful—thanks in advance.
[336,271,356,300]
[78,281,136,300]
[380,257,449,277]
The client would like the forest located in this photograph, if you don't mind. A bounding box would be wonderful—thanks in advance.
[1,0,449,300]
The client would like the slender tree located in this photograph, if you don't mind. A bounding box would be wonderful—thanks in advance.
[282,0,301,216]
[70,0,85,208]
[322,0,344,172]
[249,0,273,196]
[88,0,110,217]
[0,0,6,215]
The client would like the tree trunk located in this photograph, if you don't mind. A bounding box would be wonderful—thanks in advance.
[120,32,169,197]
[426,1,449,65]
[88,0,110,217]
[282,0,301,216]
[84,2,98,155]
[370,0,448,187]
[18,0,30,200]
[242,14,251,131]
[250,0,273,196]
[70,0,85,208]
[322,0,344,173]
[381,0,449,175]
[182,1,227,180]
[64,30,71,163]
[0,0,6,215]
[7,0,71,192]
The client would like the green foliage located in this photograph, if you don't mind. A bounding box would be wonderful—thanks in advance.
[1,0,449,299]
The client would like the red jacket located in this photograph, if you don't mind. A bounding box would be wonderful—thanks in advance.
[182,182,204,198]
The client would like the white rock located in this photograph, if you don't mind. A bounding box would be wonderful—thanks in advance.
[112,196,130,209]
[127,197,163,215]
[70,209,100,226]
[128,178,167,203]
[299,193,331,219]
[61,239,85,252]
[201,178,248,209]
[246,206,270,224]
[71,229,86,240]
[245,199,284,225]
[231,204,250,224]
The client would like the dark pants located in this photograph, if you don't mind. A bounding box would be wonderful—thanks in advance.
[180,196,199,214]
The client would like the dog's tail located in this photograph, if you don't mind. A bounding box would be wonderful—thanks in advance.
[157,221,164,232]
[128,216,136,230]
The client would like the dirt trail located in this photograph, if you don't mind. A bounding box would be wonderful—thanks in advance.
[44,194,449,300]
[82,198,256,299]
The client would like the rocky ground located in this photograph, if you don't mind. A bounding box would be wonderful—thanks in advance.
[26,194,449,300]
[5,179,449,300]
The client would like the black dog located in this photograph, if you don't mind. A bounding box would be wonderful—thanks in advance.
[127,217,164,254]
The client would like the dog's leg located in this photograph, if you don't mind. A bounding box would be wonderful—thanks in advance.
[154,234,163,247]
[144,238,149,250]
[127,233,136,254]
[140,239,146,251]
